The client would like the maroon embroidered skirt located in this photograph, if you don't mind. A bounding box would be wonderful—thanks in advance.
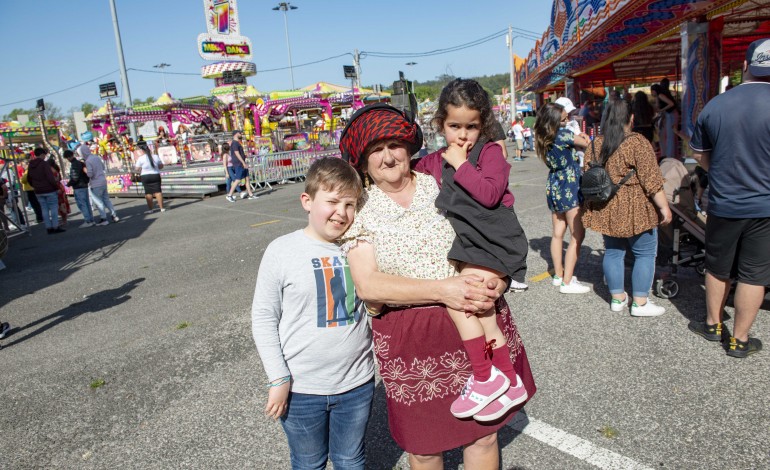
[372,298,536,455]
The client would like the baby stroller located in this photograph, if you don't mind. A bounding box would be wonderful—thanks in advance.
[654,160,707,299]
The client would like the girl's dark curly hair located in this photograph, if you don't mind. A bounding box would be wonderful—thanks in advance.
[432,78,497,141]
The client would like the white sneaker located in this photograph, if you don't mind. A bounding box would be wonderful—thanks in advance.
[240,192,248,199]
[144,209,155,214]
[552,275,562,286]
[226,195,236,202]
[630,299,665,317]
[111,214,120,222]
[79,222,94,229]
[559,277,591,294]
[509,279,528,292]
[160,208,166,213]
[610,292,629,312]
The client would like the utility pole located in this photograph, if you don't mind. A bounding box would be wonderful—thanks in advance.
[507,25,518,119]
[109,0,136,140]
[353,49,362,91]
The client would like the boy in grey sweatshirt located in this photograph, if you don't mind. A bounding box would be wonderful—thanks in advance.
[252,157,373,469]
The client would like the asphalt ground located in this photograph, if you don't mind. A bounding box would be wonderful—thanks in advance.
[1,143,768,469]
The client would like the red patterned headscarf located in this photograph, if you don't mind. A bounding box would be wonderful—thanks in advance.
[339,105,422,170]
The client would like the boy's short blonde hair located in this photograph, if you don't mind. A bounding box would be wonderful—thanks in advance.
[304,157,362,200]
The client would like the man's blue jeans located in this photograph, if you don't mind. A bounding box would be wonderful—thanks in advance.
[36,192,59,229]
[281,379,373,470]
[89,185,116,220]
[603,229,658,298]
[226,167,242,194]
[73,188,93,223]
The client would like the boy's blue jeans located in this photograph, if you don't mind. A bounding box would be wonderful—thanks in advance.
[89,185,116,220]
[36,192,59,229]
[281,379,373,470]
[602,229,658,298]
[73,188,93,223]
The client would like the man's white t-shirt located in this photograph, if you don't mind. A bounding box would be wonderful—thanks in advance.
[512,123,524,140]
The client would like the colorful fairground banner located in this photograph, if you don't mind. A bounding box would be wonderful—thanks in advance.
[197,0,253,61]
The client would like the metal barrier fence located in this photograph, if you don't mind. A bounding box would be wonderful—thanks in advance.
[249,149,341,192]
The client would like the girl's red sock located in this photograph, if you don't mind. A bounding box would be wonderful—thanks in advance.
[463,336,492,381]
[490,343,516,382]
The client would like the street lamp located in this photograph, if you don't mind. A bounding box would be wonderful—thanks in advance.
[405,62,417,93]
[154,63,171,94]
[272,2,298,89]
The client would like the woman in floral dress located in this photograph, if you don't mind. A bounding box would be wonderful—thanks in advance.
[534,102,590,294]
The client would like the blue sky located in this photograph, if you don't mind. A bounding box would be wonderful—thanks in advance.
[0,0,552,116]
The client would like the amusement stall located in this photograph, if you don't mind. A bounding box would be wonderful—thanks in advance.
[74,0,376,199]
[519,0,770,139]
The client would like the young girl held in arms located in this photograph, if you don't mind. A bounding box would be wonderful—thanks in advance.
[414,78,530,422]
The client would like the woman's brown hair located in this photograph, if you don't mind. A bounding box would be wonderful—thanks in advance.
[533,102,565,165]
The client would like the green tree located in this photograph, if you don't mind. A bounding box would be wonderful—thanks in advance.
[132,96,156,106]
[81,102,97,116]
[2,107,35,121]
[2,103,64,122]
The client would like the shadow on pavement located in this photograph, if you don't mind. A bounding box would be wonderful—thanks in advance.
[2,277,144,348]
[0,201,163,313]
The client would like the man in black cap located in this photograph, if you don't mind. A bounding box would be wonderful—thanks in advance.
[225,130,257,202]
[688,38,770,358]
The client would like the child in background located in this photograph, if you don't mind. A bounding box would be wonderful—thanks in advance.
[251,157,374,469]
[414,78,529,422]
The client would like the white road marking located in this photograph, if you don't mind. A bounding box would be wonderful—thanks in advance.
[508,414,654,470]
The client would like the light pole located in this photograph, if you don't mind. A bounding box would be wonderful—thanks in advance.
[405,62,417,93]
[109,0,136,139]
[506,29,537,120]
[272,2,298,89]
[507,26,517,119]
[154,63,171,93]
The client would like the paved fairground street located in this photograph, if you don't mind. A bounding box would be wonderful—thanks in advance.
[1,144,768,469]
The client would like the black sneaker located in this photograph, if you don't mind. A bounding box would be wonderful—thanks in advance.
[688,321,727,342]
[0,321,10,339]
[726,337,762,358]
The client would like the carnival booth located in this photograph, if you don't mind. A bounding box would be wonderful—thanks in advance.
[84,95,230,197]
[519,0,770,141]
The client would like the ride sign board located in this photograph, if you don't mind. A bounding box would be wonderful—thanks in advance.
[197,0,253,61]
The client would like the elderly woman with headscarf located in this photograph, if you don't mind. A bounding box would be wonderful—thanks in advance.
[339,104,535,469]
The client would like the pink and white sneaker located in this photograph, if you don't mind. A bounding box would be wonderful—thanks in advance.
[450,366,510,419]
[473,374,529,422]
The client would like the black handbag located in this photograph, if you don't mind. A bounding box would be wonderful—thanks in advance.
[581,133,635,204]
